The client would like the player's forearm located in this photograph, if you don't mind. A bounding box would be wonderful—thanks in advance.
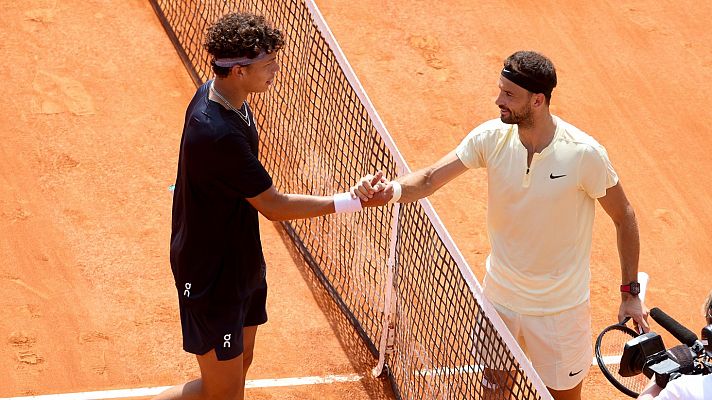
[261,193,337,221]
[395,151,468,204]
[396,167,441,203]
[616,206,640,286]
[616,206,649,329]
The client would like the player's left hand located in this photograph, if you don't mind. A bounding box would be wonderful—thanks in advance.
[619,295,650,333]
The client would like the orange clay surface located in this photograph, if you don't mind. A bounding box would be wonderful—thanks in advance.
[1,1,711,399]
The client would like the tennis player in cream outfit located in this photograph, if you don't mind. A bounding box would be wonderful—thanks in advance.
[353,51,650,400]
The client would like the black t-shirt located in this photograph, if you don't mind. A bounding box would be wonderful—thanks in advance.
[170,81,272,312]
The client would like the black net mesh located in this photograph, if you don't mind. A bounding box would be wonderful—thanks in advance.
[149,0,544,398]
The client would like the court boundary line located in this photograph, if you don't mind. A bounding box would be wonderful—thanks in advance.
[417,357,609,378]
[0,373,363,400]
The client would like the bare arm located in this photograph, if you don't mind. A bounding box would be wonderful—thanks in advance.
[397,150,470,203]
[598,182,650,332]
[247,186,336,221]
[248,173,384,221]
[353,150,469,204]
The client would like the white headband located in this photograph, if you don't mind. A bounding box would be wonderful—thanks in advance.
[214,51,268,67]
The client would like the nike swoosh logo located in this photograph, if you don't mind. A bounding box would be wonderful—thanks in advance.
[550,173,567,179]
[568,369,583,377]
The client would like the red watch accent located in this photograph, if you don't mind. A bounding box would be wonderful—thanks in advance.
[620,281,641,296]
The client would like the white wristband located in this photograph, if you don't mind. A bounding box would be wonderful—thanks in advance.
[388,181,402,204]
[334,192,363,214]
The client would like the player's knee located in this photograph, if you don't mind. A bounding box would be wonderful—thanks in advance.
[200,372,244,399]
[202,382,243,400]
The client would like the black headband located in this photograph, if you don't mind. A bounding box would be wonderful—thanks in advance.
[501,68,552,96]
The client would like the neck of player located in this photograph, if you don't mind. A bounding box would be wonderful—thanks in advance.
[519,112,556,154]
[213,77,249,108]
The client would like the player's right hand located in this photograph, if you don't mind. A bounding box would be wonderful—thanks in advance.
[351,171,388,201]
[363,182,396,208]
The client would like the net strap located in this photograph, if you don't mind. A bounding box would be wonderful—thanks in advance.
[372,202,400,377]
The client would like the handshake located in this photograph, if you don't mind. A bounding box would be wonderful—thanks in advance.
[348,171,402,208]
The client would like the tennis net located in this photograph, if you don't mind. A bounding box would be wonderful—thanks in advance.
[149,0,550,398]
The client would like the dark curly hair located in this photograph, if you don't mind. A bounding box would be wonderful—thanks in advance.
[504,51,557,103]
[204,12,285,78]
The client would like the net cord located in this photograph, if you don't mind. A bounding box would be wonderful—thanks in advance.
[148,0,552,396]
[303,0,551,397]
[418,195,552,399]
[303,0,409,177]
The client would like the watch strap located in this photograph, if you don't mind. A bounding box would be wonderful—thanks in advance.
[620,281,640,295]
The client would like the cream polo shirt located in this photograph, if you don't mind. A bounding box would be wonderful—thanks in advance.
[456,117,618,315]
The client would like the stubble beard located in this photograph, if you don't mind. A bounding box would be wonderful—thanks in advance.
[501,104,534,128]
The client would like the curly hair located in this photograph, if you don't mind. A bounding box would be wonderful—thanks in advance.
[504,51,557,103]
[204,12,284,77]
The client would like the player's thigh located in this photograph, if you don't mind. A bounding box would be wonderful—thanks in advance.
[242,283,267,363]
[521,301,592,391]
[242,326,258,363]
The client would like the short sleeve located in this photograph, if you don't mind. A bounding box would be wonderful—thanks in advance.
[213,131,273,198]
[578,144,618,199]
[183,114,272,198]
[455,123,489,169]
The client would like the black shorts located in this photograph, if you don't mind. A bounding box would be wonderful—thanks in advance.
[179,283,268,361]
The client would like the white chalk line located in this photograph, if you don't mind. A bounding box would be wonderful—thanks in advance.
[0,373,363,400]
[416,356,619,377]
[4,356,625,399]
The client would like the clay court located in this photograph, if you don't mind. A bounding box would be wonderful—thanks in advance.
[1,0,711,399]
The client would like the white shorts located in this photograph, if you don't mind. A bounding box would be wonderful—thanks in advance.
[493,300,592,391]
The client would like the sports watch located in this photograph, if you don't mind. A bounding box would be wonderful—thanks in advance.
[620,281,640,296]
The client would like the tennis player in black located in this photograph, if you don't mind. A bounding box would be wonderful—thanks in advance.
[154,12,388,400]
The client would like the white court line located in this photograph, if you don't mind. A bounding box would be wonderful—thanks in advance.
[0,374,363,400]
[418,357,620,377]
[593,355,621,365]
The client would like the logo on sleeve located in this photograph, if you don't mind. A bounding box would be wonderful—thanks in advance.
[223,334,232,348]
[568,369,583,377]
[549,173,567,179]
[183,282,192,297]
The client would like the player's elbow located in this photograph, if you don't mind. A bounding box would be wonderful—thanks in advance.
[627,205,637,222]
[250,190,286,221]
[621,204,637,225]
[421,167,440,197]
[259,200,285,221]
[612,204,637,229]
[260,208,280,221]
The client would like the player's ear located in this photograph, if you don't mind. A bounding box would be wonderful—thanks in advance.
[231,65,245,78]
[533,93,545,108]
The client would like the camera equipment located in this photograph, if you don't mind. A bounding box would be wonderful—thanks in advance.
[618,308,712,389]
[596,319,650,398]
[702,324,711,354]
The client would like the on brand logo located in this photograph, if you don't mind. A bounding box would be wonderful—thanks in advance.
[223,333,232,348]
[183,282,192,297]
